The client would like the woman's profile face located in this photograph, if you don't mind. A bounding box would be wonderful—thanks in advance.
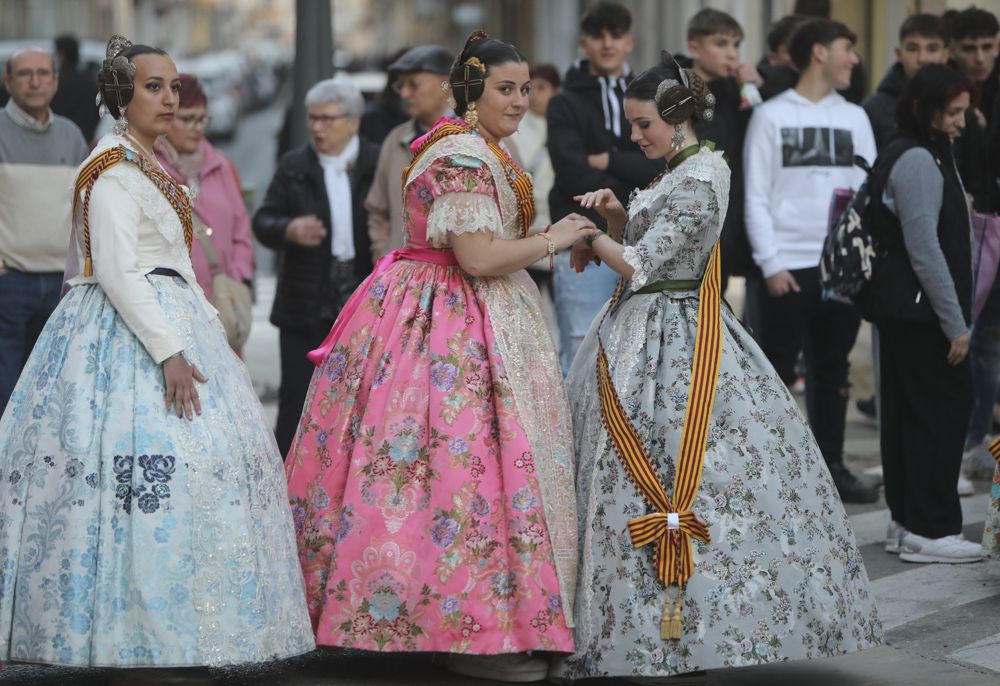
[931,90,970,141]
[125,53,180,139]
[473,61,530,141]
[625,97,674,160]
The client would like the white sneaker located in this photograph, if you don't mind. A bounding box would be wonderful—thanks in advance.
[441,653,549,683]
[899,532,984,564]
[957,471,975,497]
[885,521,905,554]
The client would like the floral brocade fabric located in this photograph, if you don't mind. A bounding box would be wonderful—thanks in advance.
[552,148,881,680]
[984,466,999,558]
[0,277,314,667]
[285,133,577,653]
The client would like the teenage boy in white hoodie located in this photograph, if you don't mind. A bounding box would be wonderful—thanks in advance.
[743,18,877,503]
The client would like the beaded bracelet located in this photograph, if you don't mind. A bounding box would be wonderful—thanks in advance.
[538,229,556,270]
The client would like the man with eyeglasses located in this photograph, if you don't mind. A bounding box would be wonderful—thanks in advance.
[364,45,453,260]
[0,47,88,415]
[253,76,380,456]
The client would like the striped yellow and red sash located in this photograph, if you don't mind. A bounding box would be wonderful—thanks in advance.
[73,145,193,277]
[987,436,1000,465]
[596,242,723,640]
[403,120,534,237]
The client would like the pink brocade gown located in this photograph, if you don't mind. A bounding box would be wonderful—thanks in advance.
[285,132,577,653]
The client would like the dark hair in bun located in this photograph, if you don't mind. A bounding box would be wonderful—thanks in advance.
[624,50,715,125]
[449,30,527,116]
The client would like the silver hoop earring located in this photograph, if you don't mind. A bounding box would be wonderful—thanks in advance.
[671,124,686,151]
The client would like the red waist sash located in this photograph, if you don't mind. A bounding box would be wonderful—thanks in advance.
[307,247,460,365]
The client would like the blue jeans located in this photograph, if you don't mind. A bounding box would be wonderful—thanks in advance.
[967,276,1000,447]
[0,268,62,416]
[552,251,619,375]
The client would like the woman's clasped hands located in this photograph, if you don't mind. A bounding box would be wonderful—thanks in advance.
[569,188,626,271]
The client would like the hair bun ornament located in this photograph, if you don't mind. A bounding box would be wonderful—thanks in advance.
[450,30,490,107]
[702,90,716,121]
[98,34,137,117]
[461,29,489,58]
[105,34,133,62]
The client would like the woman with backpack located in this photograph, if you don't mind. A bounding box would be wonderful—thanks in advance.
[862,63,982,564]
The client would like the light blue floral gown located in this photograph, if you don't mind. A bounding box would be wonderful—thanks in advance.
[0,135,314,667]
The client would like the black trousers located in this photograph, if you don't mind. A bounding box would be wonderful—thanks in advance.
[760,267,861,465]
[276,321,333,458]
[878,320,970,538]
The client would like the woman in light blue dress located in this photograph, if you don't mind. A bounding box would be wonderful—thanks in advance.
[0,36,313,673]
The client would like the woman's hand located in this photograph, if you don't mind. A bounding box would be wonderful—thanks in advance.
[947,332,970,366]
[163,353,208,419]
[547,213,596,251]
[570,231,600,272]
[574,188,626,226]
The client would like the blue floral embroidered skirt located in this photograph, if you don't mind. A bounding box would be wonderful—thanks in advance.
[0,275,314,667]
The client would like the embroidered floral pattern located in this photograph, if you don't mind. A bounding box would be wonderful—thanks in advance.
[984,466,999,558]
[553,149,880,681]
[0,267,313,666]
[113,454,176,514]
[286,140,576,653]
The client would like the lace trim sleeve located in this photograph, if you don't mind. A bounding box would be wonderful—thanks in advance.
[425,192,502,247]
[622,245,648,290]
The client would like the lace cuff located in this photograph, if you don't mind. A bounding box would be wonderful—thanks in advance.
[426,192,501,246]
[623,245,649,291]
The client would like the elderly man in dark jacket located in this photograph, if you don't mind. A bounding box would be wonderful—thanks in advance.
[254,77,379,456]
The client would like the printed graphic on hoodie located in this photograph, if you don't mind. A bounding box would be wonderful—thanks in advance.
[780,127,854,167]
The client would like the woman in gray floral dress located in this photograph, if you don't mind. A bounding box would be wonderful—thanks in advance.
[550,56,881,683]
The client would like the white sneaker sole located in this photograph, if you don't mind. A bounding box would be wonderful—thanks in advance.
[899,551,983,564]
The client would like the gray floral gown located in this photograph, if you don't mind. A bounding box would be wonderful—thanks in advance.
[552,148,881,680]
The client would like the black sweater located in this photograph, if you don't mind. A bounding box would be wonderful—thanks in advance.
[546,60,663,228]
[253,140,379,329]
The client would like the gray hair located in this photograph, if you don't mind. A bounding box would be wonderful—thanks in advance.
[5,46,56,76]
[304,76,364,118]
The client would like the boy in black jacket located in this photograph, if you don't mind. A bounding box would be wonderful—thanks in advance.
[685,9,759,291]
[547,2,663,374]
[863,14,948,150]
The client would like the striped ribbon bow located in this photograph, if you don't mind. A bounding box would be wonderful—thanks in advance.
[596,241,723,640]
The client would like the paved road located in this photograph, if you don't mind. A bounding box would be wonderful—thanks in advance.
[5,105,1000,685]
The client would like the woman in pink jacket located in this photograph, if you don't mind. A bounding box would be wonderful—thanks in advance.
[156,73,255,350]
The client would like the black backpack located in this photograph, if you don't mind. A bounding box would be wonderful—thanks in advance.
[819,155,875,298]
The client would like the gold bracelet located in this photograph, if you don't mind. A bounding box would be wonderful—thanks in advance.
[537,232,556,270]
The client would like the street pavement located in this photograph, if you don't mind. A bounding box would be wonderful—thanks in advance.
[3,105,999,685]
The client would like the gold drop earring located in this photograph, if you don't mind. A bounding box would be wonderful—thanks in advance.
[464,101,479,128]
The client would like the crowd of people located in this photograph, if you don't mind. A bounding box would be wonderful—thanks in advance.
[0,1,999,683]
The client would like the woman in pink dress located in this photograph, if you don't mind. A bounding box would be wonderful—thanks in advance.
[284,32,593,681]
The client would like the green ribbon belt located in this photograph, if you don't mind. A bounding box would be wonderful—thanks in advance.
[634,279,702,294]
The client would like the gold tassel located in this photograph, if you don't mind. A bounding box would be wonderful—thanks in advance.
[660,596,672,640]
[669,602,683,639]
[83,256,93,277]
